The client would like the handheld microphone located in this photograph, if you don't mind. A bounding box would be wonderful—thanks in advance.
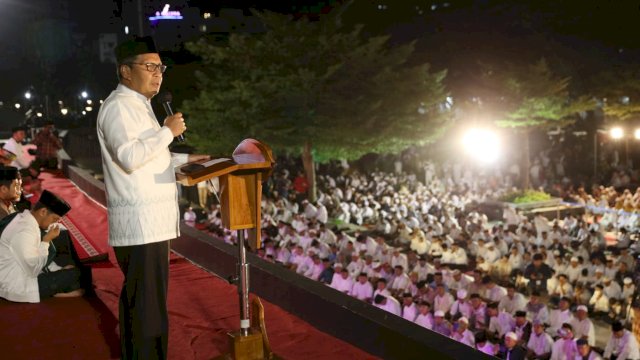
[159,91,185,142]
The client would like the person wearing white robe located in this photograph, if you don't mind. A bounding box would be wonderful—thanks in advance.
[401,294,418,322]
[414,302,433,329]
[97,40,209,359]
[570,305,596,347]
[349,273,374,302]
[373,294,401,316]
[330,269,353,294]
[527,321,553,359]
[451,317,475,347]
[603,322,640,360]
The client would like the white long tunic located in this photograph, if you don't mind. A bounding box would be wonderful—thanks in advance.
[3,137,32,169]
[0,212,49,303]
[97,84,188,246]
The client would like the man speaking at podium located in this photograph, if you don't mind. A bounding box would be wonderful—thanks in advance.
[97,35,209,359]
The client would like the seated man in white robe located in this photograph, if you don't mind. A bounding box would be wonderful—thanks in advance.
[0,190,84,302]
[373,294,401,316]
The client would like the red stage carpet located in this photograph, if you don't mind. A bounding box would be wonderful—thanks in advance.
[0,172,378,359]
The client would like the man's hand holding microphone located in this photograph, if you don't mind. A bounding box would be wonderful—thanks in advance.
[164,112,187,138]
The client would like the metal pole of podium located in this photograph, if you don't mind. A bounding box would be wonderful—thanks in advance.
[237,230,250,336]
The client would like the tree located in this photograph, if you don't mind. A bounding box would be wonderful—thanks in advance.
[181,10,449,201]
[481,59,595,189]
[590,67,640,122]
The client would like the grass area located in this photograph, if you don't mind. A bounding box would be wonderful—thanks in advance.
[500,189,552,204]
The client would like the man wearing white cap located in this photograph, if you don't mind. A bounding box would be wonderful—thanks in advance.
[450,289,473,319]
[622,277,636,301]
[603,276,622,301]
[566,257,583,283]
[446,268,471,292]
[589,284,610,314]
[504,332,527,360]
[451,317,475,347]
[431,310,451,336]
[570,305,595,347]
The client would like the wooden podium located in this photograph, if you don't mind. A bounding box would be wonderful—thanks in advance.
[177,139,276,360]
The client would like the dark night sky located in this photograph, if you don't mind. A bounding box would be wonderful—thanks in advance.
[1,0,639,101]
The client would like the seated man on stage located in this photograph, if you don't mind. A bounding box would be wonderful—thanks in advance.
[0,166,21,218]
[0,190,87,302]
[3,126,38,179]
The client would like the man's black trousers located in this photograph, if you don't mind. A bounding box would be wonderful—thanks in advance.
[115,240,169,360]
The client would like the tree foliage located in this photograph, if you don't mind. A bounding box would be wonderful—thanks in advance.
[590,67,640,122]
[181,10,450,161]
[485,59,595,130]
[477,59,595,189]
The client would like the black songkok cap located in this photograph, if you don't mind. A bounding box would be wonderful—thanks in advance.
[11,126,27,133]
[374,294,386,304]
[611,321,624,332]
[576,339,588,346]
[38,190,71,217]
[0,166,19,181]
[515,310,527,317]
[115,36,158,63]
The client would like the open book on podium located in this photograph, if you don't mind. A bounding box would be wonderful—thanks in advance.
[175,139,274,250]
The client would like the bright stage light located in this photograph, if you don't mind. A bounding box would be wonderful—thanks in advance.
[634,129,640,140]
[610,127,624,140]
[462,128,501,164]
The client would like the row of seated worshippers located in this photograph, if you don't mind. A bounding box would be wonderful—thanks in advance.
[199,204,639,358]
[193,164,640,357]
[568,185,640,232]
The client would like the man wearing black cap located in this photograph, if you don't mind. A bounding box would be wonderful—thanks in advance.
[577,338,602,360]
[0,166,21,218]
[0,190,83,302]
[603,321,640,360]
[97,35,209,359]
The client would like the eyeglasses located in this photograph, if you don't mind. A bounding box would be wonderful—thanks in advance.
[127,62,167,73]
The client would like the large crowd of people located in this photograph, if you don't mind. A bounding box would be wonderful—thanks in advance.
[189,156,640,359]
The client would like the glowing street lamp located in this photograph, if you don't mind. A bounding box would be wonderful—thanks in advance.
[60,108,68,115]
[81,91,88,99]
[610,127,624,140]
[24,91,31,100]
[14,103,20,109]
[461,128,501,164]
